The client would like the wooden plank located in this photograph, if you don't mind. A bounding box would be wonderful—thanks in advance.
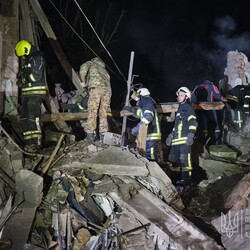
[157,101,225,113]
[136,123,147,157]
[29,0,87,96]
[41,112,88,122]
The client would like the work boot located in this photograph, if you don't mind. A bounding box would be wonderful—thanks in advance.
[24,144,39,153]
[99,132,106,141]
[85,133,95,142]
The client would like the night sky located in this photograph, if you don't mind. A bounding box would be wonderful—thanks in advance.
[38,0,250,108]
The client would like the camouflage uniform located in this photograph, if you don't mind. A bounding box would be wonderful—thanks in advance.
[80,58,111,135]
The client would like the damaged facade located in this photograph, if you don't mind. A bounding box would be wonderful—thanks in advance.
[1,1,250,250]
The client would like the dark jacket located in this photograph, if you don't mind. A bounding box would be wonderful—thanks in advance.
[132,96,161,141]
[19,47,46,96]
[191,80,226,103]
[172,101,197,145]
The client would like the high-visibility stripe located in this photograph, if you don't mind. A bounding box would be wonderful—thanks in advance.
[22,90,47,95]
[150,147,155,160]
[141,117,150,124]
[189,125,197,130]
[145,110,154,116]
[22,86,47,91]
[23,130,42,140]
[188,115,196,121]
[29,73,36,82]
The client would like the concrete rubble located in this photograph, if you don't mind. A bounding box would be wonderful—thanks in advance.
[0,133,225,250]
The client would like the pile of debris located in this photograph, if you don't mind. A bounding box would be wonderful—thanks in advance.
[0,132,227,250]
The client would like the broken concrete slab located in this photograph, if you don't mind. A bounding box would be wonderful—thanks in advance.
[199,153,244,181]
[224,172,250,211]
[109,185,223,250]
[15,169,43,207]
[58,145,149,176]
[209,144,238,159]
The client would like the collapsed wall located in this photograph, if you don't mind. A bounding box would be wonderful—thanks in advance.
[224,51,250,90]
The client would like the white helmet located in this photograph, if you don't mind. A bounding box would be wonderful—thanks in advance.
[137,88,150,96]
[176,86,191,99]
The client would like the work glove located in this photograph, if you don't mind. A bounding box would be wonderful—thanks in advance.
[123,105,132,112]
[131,124,140,137]
[166,133,173,146]
[186,133,195,146]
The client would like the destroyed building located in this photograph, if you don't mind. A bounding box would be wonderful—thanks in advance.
[1,1,250,250]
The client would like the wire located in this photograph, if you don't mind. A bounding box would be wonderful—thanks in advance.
[73,0,127,82]
[48,0,126,83]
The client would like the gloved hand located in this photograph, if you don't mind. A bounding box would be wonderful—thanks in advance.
[123,105,132,112]
[186,133,195,146]
[131,125,139,137]
[166,133,173,146]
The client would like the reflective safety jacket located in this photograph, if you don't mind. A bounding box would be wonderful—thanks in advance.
[133,96,161,141]
[191,80,227,103]
[172,101,197,145]
[20,48,46,96]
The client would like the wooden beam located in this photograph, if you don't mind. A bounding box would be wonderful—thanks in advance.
[29,0,87,97]
[41,112,88,122]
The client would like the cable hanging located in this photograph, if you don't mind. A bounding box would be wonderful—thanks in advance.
[48,0,126,83]
[73,0,126,82]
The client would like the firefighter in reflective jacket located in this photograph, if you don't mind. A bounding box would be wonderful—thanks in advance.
[15,40,47,152]
[226,85,250,130]
[166,87,197,183]
[191,79,227,142]
[131,88,161,161]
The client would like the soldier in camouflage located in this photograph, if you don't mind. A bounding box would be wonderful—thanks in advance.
[80,57,111,141]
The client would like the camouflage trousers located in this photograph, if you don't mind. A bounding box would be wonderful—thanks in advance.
[86,87,111,134]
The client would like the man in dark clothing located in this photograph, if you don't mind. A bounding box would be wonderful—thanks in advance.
[15,40,47,152]
[226,85,250,130]
[130,88,161,161]
[191,80,227,143]
[166,87,197,183]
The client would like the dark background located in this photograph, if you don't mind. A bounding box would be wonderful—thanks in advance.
[38,0,250,108]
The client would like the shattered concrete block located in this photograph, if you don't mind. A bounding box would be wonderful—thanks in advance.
[209,145,238,159]
[15,169,43,206]
[11,150,23,173]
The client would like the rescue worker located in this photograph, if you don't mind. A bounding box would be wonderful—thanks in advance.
[191,79,227,143]
[80,57,111,141]
[166,87,197,184]
[130,87,161,161]
[226,85,250,130]
[15,40,47,152]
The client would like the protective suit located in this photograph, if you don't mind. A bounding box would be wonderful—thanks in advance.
[131,88,161,161]
[166,87,197,182]
[15,40,47,152]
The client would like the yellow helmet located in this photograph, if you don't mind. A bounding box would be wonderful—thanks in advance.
[15,40,31,57]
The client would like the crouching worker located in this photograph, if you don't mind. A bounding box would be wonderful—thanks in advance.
[130,87,161,161]
[166,87,197,185]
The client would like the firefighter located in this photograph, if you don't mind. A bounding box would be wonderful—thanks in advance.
[226,85,250,130]
[80,57,111,141]
[166,87,197,184]
[130,87,161,161]
[191,79,227,143]
[15,40,47,152]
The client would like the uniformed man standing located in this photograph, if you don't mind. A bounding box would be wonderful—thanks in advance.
[166,87,197,184]
[15,40,47,152]
[79,57,111,141]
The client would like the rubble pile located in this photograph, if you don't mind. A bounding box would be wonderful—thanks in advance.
[0,136,227,249]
